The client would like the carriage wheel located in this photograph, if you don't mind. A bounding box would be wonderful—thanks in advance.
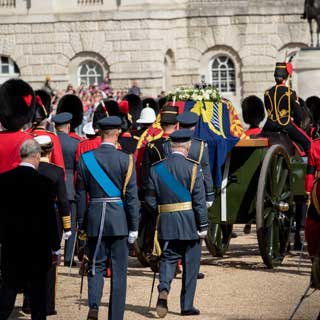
[256,144,293,268]
[205,222,233,257]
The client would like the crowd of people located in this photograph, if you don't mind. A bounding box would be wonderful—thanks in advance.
[0,60,319,320]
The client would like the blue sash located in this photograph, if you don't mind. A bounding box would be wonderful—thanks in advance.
[82,151,123,206]
[154,162,191,202]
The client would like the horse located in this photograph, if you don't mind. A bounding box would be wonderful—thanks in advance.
[303,0,320,47]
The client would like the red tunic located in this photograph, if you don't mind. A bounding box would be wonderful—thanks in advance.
[69,131,84,141]
[305,138,320,193]
[0,130,33,174]
[28,128,65,171]
[75,136,101,163]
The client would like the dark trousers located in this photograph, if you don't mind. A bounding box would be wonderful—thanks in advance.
[158,239,201,312]
[0,274,47,320]
[264,120,311,153]
[64,201,77,262]
[87,236,128,320]
[23,264,56,315]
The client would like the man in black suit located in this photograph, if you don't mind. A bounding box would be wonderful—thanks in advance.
[21,135,71,316]
[0,139,60,320]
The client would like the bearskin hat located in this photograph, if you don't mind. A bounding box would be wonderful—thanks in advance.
[158,96,167,111]
[307,96,320,124]
[123,94,142,127]
[92,99,120,130]
[0,79,36,131]
[241,95,265,127]
[33,89,52,124]
[57,94,83,131]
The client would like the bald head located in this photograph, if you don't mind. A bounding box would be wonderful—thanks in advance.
[20,139,41,168]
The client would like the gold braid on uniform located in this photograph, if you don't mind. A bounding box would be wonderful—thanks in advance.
[190,164,198,192]
[62,215,71,230]
[122,154,133,196]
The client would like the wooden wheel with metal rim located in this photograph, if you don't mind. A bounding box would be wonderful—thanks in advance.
[205,222,233,257]
[256,144,293,268]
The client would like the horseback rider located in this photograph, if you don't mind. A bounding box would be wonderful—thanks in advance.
[263,62,311,154]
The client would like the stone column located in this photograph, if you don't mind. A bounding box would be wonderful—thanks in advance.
[293,48,320,100]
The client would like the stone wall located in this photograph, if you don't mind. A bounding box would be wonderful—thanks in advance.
[0,0,309,107]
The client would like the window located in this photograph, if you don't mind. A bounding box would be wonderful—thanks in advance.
[210,56,235,93]
[0,56,19,75]
[0,0,15,8]
[78,61,103,86]
[78,0,103,5]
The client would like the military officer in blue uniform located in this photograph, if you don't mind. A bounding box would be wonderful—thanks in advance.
[176,112,214,208]
[76,116,139,320]
[145,129,208,318]
[52,112,80,266]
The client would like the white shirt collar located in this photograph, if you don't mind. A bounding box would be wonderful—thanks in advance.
[101,142,116,147]
[172,151,185,157]
[20,162,36,170]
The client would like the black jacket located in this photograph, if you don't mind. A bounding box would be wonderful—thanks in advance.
[0,165,60,288]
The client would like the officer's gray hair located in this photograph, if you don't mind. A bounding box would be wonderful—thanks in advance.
[20,139,41,160]
[170,140,191,150]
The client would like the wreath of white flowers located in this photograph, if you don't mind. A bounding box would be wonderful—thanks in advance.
[167,86,221,103]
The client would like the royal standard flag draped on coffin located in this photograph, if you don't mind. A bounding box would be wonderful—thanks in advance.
[170,91,247,187]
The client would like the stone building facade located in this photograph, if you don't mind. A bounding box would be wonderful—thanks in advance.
[0,0,309,107]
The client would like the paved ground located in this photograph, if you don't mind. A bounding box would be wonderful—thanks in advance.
[9,225,320,320]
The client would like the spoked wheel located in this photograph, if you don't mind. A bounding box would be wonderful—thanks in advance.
[256,144,293,268]
[205,222,233,257]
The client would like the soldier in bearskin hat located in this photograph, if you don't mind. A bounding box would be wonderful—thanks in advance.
[0,79,36,174]
[118,100,138,154]
[241,95,265,137]
[263,62,311,153]
[27,89,65,171]
[123,93,142,133]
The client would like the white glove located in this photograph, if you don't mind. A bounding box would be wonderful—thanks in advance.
[206,201,213,209]
[197,230,207,239]
[63,231,72,240]
[128,231,138,244]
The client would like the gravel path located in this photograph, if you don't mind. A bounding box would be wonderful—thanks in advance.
[9,225,319,320]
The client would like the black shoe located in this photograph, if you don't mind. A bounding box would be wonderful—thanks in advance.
[22,300,31,315]
[156,291,168,318]
[231,232,237,239]
[64,260,77,267]
[181,307,200,316]
[197,272,205,279]
[243,224,251,234]
[87,308,99,320]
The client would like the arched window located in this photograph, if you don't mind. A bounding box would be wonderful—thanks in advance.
[210,56,235,93]
[0,56,19,76]
[78,60,103,86]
